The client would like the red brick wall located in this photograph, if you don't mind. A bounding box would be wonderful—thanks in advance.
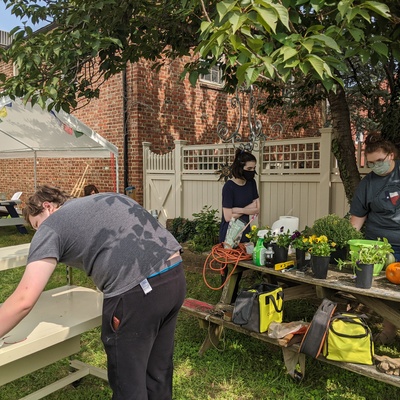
[0,56,323,206]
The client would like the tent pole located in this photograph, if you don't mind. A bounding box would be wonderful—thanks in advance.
[115,155,119,192]
[34,151,37,190]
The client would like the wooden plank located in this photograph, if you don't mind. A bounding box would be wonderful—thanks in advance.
[20,366,89,400]
[0,243,30,271]
[182,298,215,314]
[70,360,108,381]
[0,337,81,386]
[181,299,400,388]
[237,260,400,303]
[283,284,316,301]
[353,294,400,329]
[0,217,26,227]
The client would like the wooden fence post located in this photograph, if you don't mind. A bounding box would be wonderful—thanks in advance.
[254,143,263,227]
[174,140,188,218]
[142,141,151,209]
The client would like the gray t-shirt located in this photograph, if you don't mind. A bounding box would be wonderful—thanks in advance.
[27,193,182,298]
[350,160,400,247]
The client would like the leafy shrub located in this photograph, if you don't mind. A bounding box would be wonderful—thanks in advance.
[311,214,364,248]
[189,206,220,252]
[168,217,197,243]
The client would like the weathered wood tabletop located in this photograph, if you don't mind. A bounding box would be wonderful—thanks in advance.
[221,260,400,329]
[237,260,400,300]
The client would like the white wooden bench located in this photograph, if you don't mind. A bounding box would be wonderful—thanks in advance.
[0,217,27,227]
[0,244,106,399]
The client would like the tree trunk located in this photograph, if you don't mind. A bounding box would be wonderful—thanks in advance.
[381,65,400,151]
[328,86,361,205]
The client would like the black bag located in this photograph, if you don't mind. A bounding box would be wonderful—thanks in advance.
[232,283,284,333]
[299,298,337,358]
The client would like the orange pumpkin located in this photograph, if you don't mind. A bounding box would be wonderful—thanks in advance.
[386,262,400,284]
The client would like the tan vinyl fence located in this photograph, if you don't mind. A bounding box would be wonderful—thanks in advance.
[143,128,369,230]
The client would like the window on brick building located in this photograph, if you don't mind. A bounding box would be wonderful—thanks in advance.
[200,65,224,87]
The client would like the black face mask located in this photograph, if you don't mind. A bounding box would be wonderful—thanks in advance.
[242,170,256,181]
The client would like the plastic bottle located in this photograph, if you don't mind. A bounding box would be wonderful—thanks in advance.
[253,238,266,266]
[265,246,275,268]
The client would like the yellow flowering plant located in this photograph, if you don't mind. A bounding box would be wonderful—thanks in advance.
[245,225,270,245]
[291,230,311,251]
[308,235,336,256]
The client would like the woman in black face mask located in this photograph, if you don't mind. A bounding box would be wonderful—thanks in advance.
[219,148,260,246]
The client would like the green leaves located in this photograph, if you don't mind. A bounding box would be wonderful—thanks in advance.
[253,5,279,33]
[0,0,396,111]
[1,0,204,111]
[188,0,395,95]
[216,0,237,21]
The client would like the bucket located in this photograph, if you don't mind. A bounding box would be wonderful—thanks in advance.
[270,216,299,234]
[347,239,388,276]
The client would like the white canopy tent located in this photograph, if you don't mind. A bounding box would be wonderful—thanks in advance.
[0,96,119,191]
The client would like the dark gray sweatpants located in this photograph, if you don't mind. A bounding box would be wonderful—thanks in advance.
[101,264,186,399]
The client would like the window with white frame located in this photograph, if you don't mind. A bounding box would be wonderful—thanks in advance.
[200,65,224,87]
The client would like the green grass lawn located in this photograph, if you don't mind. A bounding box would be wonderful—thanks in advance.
[1,227,400,399]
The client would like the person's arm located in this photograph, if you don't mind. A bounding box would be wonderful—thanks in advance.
[232,198,260,217]
[0,258,57,338]
[350,215,366,231]
[223,198,260,222]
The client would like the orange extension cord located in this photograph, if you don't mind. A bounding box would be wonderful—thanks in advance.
[203,243,253,290]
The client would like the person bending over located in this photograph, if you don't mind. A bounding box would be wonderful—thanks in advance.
[0,185,186,399]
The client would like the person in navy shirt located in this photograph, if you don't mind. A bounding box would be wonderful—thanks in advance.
[219,149,260,282]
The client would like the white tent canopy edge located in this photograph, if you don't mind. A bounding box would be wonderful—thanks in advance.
[0,96,119,191]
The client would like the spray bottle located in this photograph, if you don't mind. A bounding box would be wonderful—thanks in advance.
[252,229,269,266]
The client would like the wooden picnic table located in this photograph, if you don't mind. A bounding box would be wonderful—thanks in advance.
[223,260,400,329]
[181,257,400,388]
[0,200,28,234]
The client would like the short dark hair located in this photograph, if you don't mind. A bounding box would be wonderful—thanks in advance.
[84,184,99,196]
[231,149,257,179]
[364,133,397,156]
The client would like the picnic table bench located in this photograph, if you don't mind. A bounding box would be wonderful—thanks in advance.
[181,258,400,388]
[0,244,107,399]
[0,200,28,234]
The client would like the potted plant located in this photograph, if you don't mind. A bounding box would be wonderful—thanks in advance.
[291,230,311,269]
[271,227,293,264]
[311,214,364,264]
[349,238,393,278]
[244,224,270,256]
[246,224,270,246]
[308,234,336,279]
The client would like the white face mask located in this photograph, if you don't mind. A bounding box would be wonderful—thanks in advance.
[371,160,391,176]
